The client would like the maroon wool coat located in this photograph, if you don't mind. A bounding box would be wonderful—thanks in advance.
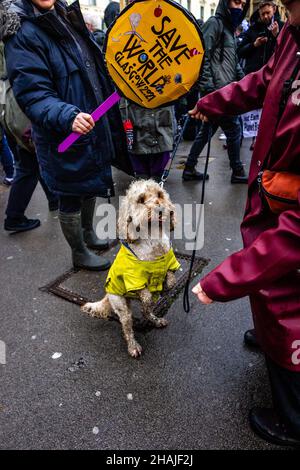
[198,23,300,372]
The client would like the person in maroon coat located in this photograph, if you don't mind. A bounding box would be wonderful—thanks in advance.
[191,0,300,448]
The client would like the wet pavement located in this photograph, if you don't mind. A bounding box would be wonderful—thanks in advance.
[0,136,282,450]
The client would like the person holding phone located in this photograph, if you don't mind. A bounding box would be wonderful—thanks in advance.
[238,1,284,152]
[238,1,284,75]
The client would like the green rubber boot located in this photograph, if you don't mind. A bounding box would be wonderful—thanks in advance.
[59,211,110,271]
[81,198,109,250]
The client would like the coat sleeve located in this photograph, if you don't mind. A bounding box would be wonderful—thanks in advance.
[236,61,245,81]
[5,31,80,134]
[199,18,220,95]
[201,192,300,301]
[197,50,276,118]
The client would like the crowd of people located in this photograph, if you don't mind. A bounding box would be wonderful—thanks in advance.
[0,0,299,448]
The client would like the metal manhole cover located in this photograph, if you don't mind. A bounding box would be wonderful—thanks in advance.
[40,243,209,331]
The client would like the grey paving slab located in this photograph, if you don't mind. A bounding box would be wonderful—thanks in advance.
[0,136,282,450]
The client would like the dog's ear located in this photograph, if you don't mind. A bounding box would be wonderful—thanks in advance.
[118,208,141,243]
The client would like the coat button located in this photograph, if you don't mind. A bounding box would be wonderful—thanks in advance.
[85,60,91,67]
[257,160,261,166]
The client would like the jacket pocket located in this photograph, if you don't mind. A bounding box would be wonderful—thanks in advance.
[156,108,173,128]
[52,59,80,100]
[49,136,96,183]
[52,56,79,79]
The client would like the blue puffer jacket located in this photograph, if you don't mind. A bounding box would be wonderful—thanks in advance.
[4,0,133,196]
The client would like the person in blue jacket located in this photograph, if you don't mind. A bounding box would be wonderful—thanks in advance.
[2,0,133,271]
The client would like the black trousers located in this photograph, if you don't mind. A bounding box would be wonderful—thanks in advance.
[186,116,242,171]
[266,355,300,438]
[5,143,57,220]
[59,195,95,214]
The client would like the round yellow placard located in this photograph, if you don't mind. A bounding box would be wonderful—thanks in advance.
[104,0,205,108]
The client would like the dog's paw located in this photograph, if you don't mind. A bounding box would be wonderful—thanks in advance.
[164,272,177,291]
[81,302,97,317]
[128,341,143,358]
[155,317,169,328]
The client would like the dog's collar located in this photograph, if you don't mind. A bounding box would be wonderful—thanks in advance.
[120,240,174,261]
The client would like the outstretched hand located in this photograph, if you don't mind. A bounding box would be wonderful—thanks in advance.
[192,283,213,305]
[188,105,209,122]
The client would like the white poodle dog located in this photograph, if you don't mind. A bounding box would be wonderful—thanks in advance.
[81,179,180,358]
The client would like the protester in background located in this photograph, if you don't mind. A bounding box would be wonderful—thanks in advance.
[192,0,300,448]
[122,101,174,182]
[0,35,58,232]
[238,1,284,151]
[4,137,60,233]
[104,1,120,29]
[182,0,249,184]
[82,11,105,49]
[238,1,284,75]
[174,18,204,145]
[3,0,132,268]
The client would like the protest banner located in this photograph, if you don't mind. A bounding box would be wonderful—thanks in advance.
[58,0,204,152]
[104,0,205,108]
[241,109,262,138]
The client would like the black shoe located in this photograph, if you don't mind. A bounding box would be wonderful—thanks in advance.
[4,216,41,233]
[3,177,14,186]
[182,167,210,182]
[244,329,260,349]
[231,167,248,184]
[48,200,59,212]
[249,408,300,448]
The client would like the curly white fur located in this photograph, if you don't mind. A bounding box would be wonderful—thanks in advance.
[81,179,177,358]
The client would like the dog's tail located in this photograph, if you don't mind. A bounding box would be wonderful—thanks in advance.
[81,295,112,319]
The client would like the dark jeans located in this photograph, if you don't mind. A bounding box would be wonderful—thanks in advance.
[5,144,58,220]
[59,195,94,213]
[0,129,14,178]
[266,355,300,438]
[186,116,243,171]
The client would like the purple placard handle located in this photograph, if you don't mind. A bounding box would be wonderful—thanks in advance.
[58,91,121,153]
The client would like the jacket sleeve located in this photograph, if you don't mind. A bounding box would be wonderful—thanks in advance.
[197,50,276,118]
[236,61,245,81]
[5,31,80,134]
[199,18,220,95]
[201,193,300,301]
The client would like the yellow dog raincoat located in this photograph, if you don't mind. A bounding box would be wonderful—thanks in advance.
[105,243,180,298]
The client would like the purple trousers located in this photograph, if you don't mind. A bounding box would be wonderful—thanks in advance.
[129,151,170,178]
